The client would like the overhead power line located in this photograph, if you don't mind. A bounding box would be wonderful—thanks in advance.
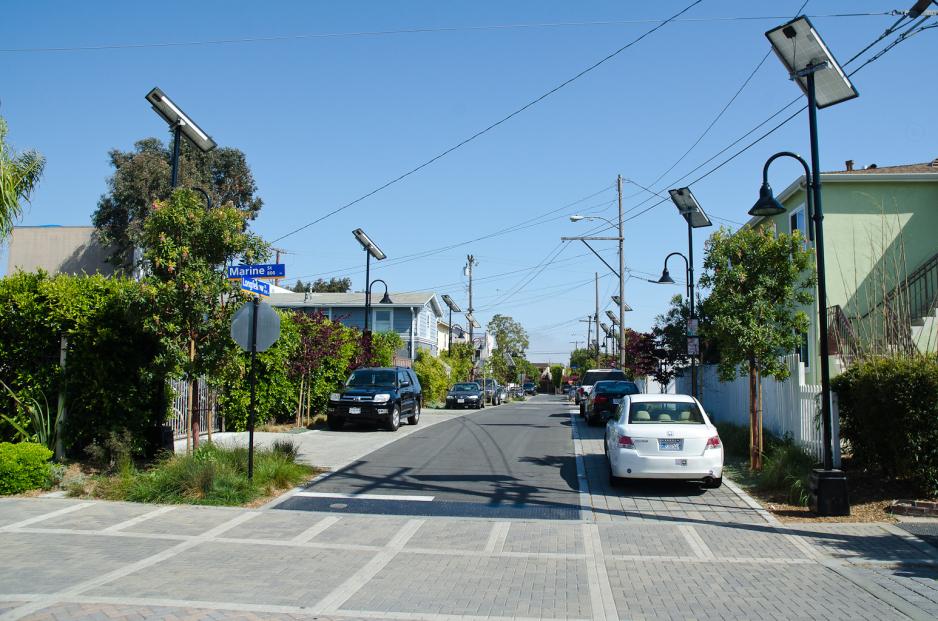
[0,12,894,54]
[269,0,704,244]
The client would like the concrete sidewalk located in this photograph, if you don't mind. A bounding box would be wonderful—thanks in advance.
[2,398,937,619]
[2,496,938,620]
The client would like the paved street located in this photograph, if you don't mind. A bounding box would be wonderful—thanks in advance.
[2,395,938,620]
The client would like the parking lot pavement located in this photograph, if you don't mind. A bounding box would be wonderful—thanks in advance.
[3,496,938,620]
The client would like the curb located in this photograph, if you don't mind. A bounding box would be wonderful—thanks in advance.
[722,476,782,527]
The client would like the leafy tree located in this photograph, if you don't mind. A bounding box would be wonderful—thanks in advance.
[0,116,44,239]
[487,315,529,355]
[699,226,815,469]
[93,137,262,266]
[288,311,357,426]
[441,342,474,383]
[291,277,352,293]
[621,328,657,380]
[140,189,268,449]
[569,348,594,373]
[550,365,564,391]
[413,349,450,404]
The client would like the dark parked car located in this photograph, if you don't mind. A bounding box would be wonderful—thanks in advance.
[446,382,484,409]
[480,378,502,405]
[327,367,422,431]
[583,379,641,426]
[576,369,629,415]
[510,386,525,399]
[523,382,537,395]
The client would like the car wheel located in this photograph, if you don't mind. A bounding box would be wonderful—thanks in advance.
[386,405,400,431]
[327,416,345,431]
[704,476,723,489]
[407,401,421,425]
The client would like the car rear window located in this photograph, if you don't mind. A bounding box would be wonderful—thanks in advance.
[581,370,628,386]
[595,381,639,394]
[453,383,479,392]
[628,401,704,424]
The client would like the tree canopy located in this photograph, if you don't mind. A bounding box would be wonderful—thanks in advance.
[93,137,262,266]
[699,225,815,468]
[291,277,352,293]
[0,116,44,239]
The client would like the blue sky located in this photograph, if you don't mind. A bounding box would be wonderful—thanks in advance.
[2,1,936,362]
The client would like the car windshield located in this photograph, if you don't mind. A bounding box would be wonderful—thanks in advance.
[347,369,396,387]
[628,401,705,424]
[581,370,628,386]
[595,381,639,394]
[452,383,479,392]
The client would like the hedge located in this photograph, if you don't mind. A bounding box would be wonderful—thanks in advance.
[832,355,938,495]
[0,442,53,495]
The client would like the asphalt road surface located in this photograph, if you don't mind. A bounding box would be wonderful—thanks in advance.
[277,395,582,519]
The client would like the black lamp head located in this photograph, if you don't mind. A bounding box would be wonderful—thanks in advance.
[749,181,786,217]
[379,291,393,304]
[656,267,675,285]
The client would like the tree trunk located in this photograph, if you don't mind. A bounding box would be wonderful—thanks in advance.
[296,376,304,428]
[188,336,200,451]
[304,374,312,426]
[748,359,763,470]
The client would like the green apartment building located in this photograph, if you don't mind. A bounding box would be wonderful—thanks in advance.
[746,157,938,382]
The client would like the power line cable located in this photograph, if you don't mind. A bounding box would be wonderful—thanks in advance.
[269,0,705,244]
[0,12,894,54]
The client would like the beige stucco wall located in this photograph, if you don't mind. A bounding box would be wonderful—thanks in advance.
[7,226,118,276]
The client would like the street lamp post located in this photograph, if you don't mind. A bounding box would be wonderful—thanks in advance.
[145,87,217,188]
[657,186,713,400]
[649,253,695,397]
[441,294,462,352]
[759,14,856,516]
[352,228,387,337]
[565,176,627,370]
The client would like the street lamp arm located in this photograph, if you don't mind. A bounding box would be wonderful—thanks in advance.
[762,151,816,240]
[663,251,689,272]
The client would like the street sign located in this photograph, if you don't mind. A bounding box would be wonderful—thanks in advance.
[241,277,270,297]
[687,318,699,337]
[231,300,281,353]
[687,336,700,356]
[227,263,286,280]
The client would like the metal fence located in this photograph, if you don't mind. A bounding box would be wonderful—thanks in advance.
[168,377,222,440]
[675,354,825,460]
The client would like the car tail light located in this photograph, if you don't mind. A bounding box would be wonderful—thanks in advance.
[706,436,721,449]
[618,435,634,449]
[594,395,608,405]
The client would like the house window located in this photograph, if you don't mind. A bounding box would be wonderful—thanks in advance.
[796,331,809,368]
[373,309,392,333]
[789,204,808,246]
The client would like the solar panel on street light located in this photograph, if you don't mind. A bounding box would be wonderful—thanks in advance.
[352,228,387,260]
[610,296,632,312]
[765,16,858,109]
[441,294,461,313]
[606,310,620,325]
[145,87,217,153]
[669,187,712,229]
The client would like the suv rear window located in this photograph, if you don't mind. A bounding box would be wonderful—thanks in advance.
[594,381,639,394]
[581,370,628,386]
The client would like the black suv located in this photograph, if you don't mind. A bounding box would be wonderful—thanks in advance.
[327,367,422,431]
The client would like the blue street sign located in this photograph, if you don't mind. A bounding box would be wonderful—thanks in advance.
[227,263,286,280]
[241,277,270,297]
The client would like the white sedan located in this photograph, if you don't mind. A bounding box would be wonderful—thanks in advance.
[604,394,723,488]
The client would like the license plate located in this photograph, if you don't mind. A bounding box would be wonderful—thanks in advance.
[348,407,361,414]
[659,439,683,451]
[457,399,465,403]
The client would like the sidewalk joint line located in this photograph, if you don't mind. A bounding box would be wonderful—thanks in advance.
[0,501,94,531]
[291,515,342,543]
[102,506,176,532]
[484,521,511,554]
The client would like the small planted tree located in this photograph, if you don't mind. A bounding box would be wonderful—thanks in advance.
[141,189,268,450]
[699,225,815,470]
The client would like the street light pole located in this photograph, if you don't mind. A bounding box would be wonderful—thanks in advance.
[650,252,694,398]
[617,175,625,370]
[170,124,182,188]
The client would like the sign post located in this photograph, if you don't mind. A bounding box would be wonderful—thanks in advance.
[230,299,281,479]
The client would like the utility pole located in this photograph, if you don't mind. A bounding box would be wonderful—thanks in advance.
[273,248,286,288]
[594,272,600,368]
[617,175,625,369]
[466,254,476,378]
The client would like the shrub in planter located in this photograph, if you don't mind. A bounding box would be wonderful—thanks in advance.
[832,355,938,494]
[0,442,53,495]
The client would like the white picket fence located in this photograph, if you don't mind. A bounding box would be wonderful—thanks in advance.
[169,377,222,440]
[674,355,825,460]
